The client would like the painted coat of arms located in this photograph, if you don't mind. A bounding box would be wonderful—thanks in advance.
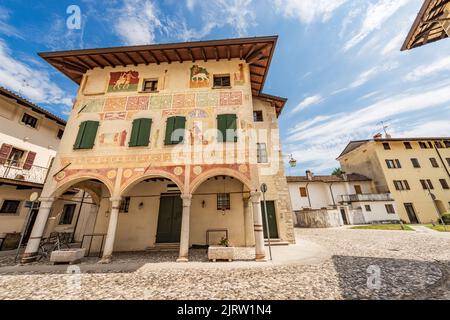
[190,65,210,88]
[108,71,139,92]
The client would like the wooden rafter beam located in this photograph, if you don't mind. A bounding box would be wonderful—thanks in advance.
[239,45,243,60]
[50,59,86,74]
[227,46,231,61]
[160,50,172,64]
[83,55,102,68]
[68,56,91,69]
[201,47,207,62]
[124,52,138,66]
[246,43,271,64]
[187,48,195,62]
[100,54,115,67]
[214,46,220,61]
[147,51,160,65]
[173,49,183,63]
[111,53,127,67]
[136,51,149,65]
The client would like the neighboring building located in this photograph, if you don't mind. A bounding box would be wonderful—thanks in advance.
[338,137,450,224]
[287,171,399,228]
[0,86,94,250]
[402,0,450,50]
[22,36,295,263]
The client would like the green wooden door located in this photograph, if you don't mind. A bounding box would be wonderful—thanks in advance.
[261,201,279,239]
[156,195,183,243]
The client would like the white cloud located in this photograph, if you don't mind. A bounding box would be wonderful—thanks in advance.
[381,32,405,56]
[404,56,450,81]
[291,95,323,114]
[186,0,197,11]
[113,0,162,45]
[0,6,22,38]
[0,39,73,108]
[274,0,349,24]
[395,120,450,138]
[344,0,409,51]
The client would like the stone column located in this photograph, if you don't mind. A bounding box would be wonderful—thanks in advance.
[243,197,255,246]
[21,197,55,263]
[99,197,121,264]
[177,194,192,262]
[250,191,266,261]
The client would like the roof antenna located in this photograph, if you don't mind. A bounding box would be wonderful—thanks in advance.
[377,120,392,138]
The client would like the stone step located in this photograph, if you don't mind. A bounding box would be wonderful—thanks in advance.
[146,243,180,252]
[264,239,290,246]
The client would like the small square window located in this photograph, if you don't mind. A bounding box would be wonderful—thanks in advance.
[119,197,131,213]
[365,205,372,212]
[444,140,450,148]
[435,141,443,149]
[21,113,38,128]
[213,75,231,88]
[385,204,395,214]
[299,187,308,197]
[142,79,158,92]
[411,158,420,168]
[253,111,264,122]
[430,158,439,168]
[382,142,391,150]
[0,200,21,214]
[57,129,64,139]
[217,193,230,210]
[440,179,449,190]
[419,142,428,149]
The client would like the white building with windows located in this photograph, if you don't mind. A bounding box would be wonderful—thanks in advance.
[0,87,94,251]
[287,171,400,228]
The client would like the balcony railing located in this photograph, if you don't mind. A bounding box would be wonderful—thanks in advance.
[340,193,393,202]
[0,158,49,185]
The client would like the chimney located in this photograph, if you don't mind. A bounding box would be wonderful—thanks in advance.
[306,170,314,181]
[341,171,348,181]
[373,133,382,139]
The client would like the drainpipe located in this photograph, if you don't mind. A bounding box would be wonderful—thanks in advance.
[434,144,450,179]
[329,183,336,207]
[305,182,312,208]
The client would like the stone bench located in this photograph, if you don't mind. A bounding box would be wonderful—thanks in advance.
[50,248,86,264]
[208,246,234,262]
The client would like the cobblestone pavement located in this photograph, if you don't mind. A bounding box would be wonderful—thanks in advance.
[0,228,449,300]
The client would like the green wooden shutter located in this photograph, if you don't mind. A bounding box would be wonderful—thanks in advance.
[79,121,99,149]
[165,117,176,145]
[129,119,141,147]
[227,114,237,142]
[74,122,87,149]
[137,119,151,146]
[217,114,227,142]
[174,116,186,143]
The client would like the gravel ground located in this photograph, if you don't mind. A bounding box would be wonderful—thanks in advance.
[0,227,449,300]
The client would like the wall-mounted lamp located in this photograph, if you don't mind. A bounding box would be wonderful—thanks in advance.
[202,200,206,208]
[139,202,144,209]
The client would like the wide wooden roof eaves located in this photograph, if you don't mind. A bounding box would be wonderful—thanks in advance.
[39,36,279,98]
[402,0,450,50]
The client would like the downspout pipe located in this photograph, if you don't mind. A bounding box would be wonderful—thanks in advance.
[434,144,450,179]
[305,182,312,208]
[329,183,336,207]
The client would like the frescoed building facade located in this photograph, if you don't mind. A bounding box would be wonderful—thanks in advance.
[22,36,295,263]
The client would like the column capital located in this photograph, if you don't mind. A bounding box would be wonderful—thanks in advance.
[249,191,261,204]
[110,196,122,208]
[181,193,192,207]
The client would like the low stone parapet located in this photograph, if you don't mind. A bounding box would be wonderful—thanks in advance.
[50,248,86,264]
[208,246,234,262]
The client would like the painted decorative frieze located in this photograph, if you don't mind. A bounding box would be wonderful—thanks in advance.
[104,97,127,112]
[219,91,243,106]
[126,96,149,111]
[234,63,245,86]
[99,130,127,147]
[172,93,195,109]
[100,112,127,121]
[149,94,173,109]
[196,92,219,107]
[107,71,139,92]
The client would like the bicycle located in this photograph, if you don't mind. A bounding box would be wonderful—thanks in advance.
[36,233,71,261]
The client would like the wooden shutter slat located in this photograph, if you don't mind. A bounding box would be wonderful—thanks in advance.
[80,121,99,149]
[175,116,186,143]
[0,143,13,164]
[23,151,36,170]
[129,119,141,147]
[217,114,227,142]
[137,119,151,146]
[165,117,175,145]
[73,122,87,149]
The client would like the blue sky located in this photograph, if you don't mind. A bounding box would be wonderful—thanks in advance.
[1,0,449,175]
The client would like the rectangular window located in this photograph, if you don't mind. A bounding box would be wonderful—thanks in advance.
[253,110,264,122]
[142,79,158,92]
[447,158,450,167]
[386,159,401,169]
[411,158,421,168]
[435,141,443,149]
[217,114,238,142]
[217,193,231,210]
[404,142,412,149]
[213,74,231,88]
[59,204,76,225]
[394,180,409,191]
[119,197,131,213]
[403,180,410,190]
[382,142,391,150]
[57,129,64,139]
[354,185,362,194]
[164,116,186,145]
[73,121,99,150]
[365,205,372,212]
[129,118,152,147]
[430,158,439,168]
[299,187,308,197]
[440,179,449,190]
[257,143,268,163]
[419,142,428,149]
[0,200,21,214]
[385,204,395,214]
[420,179,434,190]
[444,140,450,148]
[7,148,25,167]
[21,113,38,128]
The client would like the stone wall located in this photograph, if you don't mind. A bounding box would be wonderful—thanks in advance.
[295,209,343,228]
